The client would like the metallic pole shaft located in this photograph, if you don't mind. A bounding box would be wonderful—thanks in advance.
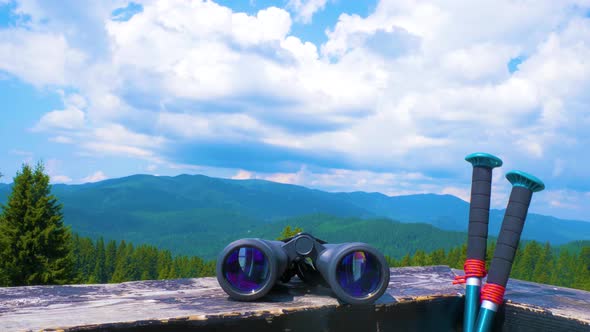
[460,153,502,332]
[475,170,545,332]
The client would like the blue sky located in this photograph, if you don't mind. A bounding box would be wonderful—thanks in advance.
[1,0,590,221]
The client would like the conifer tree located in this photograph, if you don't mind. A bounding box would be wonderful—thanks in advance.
[446,246,462,269]
[277,225,303,240]
[514,241,541,280]
[91,238,107,283]
[385,255,399,267]
[73,236,96,283]
[429,248,445,265]
[580,247,590,271]
[551,250,575,287]
[532,242,552,284]
[111,241,133,282]
[105,240,117,281]
[577,247,590,290]
[399,253,411,266]
[0,163,73,286]
[157,250,173,279]
[201,261,216,276]
[392,241,590,292]
[411,250,428,266]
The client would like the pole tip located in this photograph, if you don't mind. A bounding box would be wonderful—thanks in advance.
[506,170,545,192]
[465,152,503,168]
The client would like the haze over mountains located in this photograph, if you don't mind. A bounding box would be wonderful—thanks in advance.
[1,174,589,259]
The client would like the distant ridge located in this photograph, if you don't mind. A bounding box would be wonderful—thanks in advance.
[0,174,589,258]
[333,190,590,245]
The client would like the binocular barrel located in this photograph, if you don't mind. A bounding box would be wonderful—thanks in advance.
[315,242,390,304]
[475,170,545,332]
[216,238,288,301]
[216,234,390,304]
[461,153,502,332]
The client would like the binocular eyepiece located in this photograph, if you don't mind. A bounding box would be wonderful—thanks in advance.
[216,233,390,304]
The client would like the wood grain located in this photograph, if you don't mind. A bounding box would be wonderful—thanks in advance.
[0,266,587,331]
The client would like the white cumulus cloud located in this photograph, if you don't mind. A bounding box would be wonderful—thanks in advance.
[81,171,108,183]
[2,0,590,219]
[0,29,85,86]
[287,0,329,23]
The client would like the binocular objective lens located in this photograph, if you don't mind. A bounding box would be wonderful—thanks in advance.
[223,246,270,293]
[336,251,382,297]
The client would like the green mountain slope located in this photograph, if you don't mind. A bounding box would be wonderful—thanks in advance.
[249,214,468,259]
[334,191,590,244]
[53,174,372,220]
[557,240,590,254]
[1,174,589,259]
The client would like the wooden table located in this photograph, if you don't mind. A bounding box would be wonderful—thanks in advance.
[0,266,588,331]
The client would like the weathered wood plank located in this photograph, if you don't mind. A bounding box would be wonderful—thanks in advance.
[0,266,588,331]
[452,267,590,326]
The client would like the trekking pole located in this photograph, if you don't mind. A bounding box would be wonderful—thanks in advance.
[454,153,502,332]
[474,170,545,332]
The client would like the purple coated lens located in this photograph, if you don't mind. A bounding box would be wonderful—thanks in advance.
[336,251,381,297]
[223,246,270,292]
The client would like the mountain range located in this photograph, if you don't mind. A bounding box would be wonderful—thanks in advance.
[0,174,589,259]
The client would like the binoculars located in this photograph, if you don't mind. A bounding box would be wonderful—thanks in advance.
[216,232,390,304]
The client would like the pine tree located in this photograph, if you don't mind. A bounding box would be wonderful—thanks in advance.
[577,247,590,290]
[580,247,590,270]
[411,250,428,266]
[0,163,73,286]
[385,255,399,267]
[515,241,541,280]
[429,249,446,265]
[399,253,411,266]
[511,244,525,279]
[532,242,552,284]
[191,257,205,277]
[201,261,216,277]
[157,250,173,279]
[446,247,462,269]
[277,225,303,240]
[73,236,96,283]
[105,240,117,281]
[551,250,575,287]
[91,238,107,283]
[111,241,133,283]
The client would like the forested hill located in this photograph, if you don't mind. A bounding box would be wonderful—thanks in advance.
[248,214,468,259]
[334,191,590,245]
[1,174,589,258]
[69,232,590,292]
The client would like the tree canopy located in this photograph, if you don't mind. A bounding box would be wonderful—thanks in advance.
[277,225,303,240]
[386,240,590,292]
[0,163,73,286]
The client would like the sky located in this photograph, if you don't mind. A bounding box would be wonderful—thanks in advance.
[1,0,590,221]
